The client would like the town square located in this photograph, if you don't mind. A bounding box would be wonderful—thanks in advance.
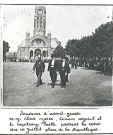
[2,5,112,106]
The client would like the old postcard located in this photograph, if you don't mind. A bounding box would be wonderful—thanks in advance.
[0,1,113,134]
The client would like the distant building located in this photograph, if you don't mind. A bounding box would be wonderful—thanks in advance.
[17,6,61,60]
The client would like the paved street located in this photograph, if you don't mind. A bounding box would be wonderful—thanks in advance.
[3,62,112,107]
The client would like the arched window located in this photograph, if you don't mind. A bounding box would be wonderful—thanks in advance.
[43,41,46,46]
[40,20,42,24]
[43,51,46,57]
[34,49,41,59]
[30,50,33,58]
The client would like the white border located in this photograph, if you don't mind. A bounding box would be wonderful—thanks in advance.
[0,0,113,5]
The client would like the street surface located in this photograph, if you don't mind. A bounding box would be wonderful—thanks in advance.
[3,62,112,106]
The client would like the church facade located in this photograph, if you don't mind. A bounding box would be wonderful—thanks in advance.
[17,6,61,60]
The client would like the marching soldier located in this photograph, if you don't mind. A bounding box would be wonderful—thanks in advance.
[48,53,58,88]
[59,55,70,88]
[33,55,45,87]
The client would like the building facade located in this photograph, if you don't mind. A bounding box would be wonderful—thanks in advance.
[17,6,61,60]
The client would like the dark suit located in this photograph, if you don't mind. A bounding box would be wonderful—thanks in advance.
[48,59,57,87]
[59,59,70,87]
[71,59,77,69]
[33,60,45,86]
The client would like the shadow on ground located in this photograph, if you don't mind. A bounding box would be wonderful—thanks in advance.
[48,83,69,87]
[63,99,112,106]
[95,71,112,76]
[63,102,89,106]
[93,99,112,106]
[83,67,112,76]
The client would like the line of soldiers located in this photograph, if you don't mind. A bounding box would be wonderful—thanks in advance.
[32,53,71,88]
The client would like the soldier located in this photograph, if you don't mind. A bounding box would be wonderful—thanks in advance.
[59,55,70,88]
[48,53,58,88]
[33,55,45,87]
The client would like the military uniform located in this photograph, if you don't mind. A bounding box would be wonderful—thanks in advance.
[33,57,45,87]
[48,54,58,88]
[59,58,70,88]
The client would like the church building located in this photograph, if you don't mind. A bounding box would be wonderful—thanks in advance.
[17,6,61,60]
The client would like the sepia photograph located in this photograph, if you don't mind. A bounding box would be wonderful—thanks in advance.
[2,5,113,107]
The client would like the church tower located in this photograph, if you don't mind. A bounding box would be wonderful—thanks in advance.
[33,6,46,36]
[25,32,30,47]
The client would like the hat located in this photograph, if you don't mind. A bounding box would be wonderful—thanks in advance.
[61,55,65,59]
[51,53,55,58]
[65,56,68,61]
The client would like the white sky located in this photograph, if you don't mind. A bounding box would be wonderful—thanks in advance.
[1,5,112,52]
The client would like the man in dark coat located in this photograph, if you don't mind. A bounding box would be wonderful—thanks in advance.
[71,59,77,69]
[33,55,45,87]
[59,56,70,88]
[48,53,58,88]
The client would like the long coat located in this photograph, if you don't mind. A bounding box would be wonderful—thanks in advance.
[48,59,58,72]
[33,60,45,74]
[58,59,70,86]
[58,59,70,74]
[48,59,58,84]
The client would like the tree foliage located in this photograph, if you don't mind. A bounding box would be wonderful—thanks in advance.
[53,45,65,58]
[3,40,10,61]
[65,21,113,59]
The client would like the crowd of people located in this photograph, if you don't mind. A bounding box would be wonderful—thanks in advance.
[32,53,112,88]
[70,57,112,75]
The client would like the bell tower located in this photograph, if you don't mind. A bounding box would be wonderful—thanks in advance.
[33,6,46,36]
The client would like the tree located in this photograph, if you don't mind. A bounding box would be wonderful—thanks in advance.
[3,41,10,62]
[53,45,65,58]
[65,21,113,60]
[65,39,78,57]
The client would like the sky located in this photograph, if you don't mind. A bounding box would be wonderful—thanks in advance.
[1,5,112,52]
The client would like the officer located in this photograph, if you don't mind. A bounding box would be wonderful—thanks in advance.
[48,53,58,88]
[33,55,45,87]
[59,55,70,88]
